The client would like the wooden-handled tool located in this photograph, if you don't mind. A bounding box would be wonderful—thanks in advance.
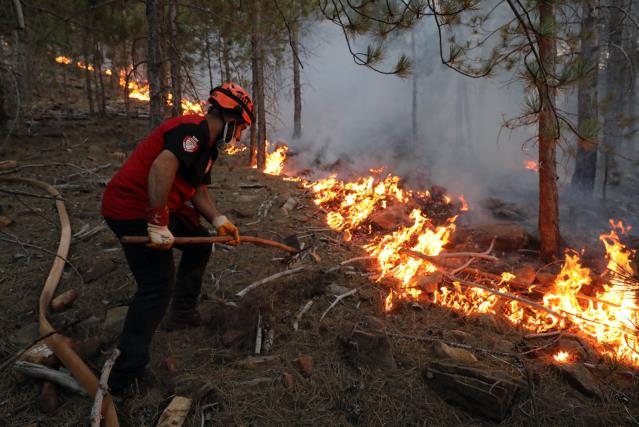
[120,235,299,253]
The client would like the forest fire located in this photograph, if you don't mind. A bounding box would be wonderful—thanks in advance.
[524,160,539,171]
[264,143,289,175]
[305,171,639,367]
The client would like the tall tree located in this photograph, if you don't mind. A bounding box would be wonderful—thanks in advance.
[292,21,302,139]
[602,3,628,198]
[168,0,182,117]
[147,0,164,128]
[571,0,599,194]
[255,0,267,170]
[536,0,560,260]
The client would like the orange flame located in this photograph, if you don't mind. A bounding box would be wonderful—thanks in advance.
[524,160,539,171]
[459,194,469,211]
[264,143,289,175]
[307,169,639,367]
[55,56,71,65]
[553,351,571,363]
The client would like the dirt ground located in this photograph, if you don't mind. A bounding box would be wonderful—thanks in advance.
[1,109,639,426]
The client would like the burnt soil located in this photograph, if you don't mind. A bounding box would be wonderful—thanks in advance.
[1,114,639,426]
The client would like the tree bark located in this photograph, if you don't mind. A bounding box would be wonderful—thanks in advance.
[168,0,182,117]
[82,39,95,116]
[256,0,267,171]
[602,3,627,198]
[95,42,106,117]
[411,29,417,143]
[250,1,259,167]
[292,22,302,139]
[147,0,164,128]
[223,37,232,82]
[537,1,560,262]
[571,1,599,194]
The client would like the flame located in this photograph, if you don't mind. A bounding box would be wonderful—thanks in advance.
[55,56,71,65]
[306,168,639,367]
[524,160,539,171]
[225,143,248,155]
[553,351,571,363]
[264,142,289,175]
[459,194,469,211]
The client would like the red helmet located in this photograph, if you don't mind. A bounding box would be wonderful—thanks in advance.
[209,82,254,125]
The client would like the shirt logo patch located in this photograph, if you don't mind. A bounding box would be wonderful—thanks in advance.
[182,136,199,153]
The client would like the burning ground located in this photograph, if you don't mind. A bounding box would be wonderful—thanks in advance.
[2,79,639,425]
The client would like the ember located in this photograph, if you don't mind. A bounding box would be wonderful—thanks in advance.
[524,160,539,171]
[553,351,571,363]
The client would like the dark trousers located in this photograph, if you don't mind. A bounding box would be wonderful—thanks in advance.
[104,213,212,391]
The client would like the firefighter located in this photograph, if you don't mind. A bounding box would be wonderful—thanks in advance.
[101,83,253,393]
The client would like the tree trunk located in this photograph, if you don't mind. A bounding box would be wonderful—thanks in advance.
[411,29,417,143]
[255,0,266,170]
[223,37,231,82]
[168,0,182,117]
[602,3,627,198]
[82,39,95,116]
[537,1,560,262]
[205,21,213,89]
[147,0,164,128]
[95,42,107,117]
[249,3,259,167]
[292,22,302,139]
[571,1,599,195]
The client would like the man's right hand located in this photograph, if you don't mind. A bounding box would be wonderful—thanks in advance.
[147,223,175,249]
[146,205,174,249]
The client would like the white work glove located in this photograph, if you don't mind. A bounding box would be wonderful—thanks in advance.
[214,215,240,246]
[147,223,175,250]
[146,205,174,250]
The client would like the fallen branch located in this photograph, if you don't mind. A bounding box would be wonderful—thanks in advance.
[90,348,121,427]
[399,238,497,263]
[0,187,64,201]
[320,287,359,322]
[255,312,262,355]
[401,249,566,320]
[121,235,299,254]
[340,256,376,266]
[14,361,88,395]
[293,299,314,331]
[388,332,558,358]
[236,266,306,298]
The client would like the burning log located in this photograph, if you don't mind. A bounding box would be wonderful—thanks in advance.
[423,361,520,422]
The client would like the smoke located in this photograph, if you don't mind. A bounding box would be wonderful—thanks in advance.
[267,19,638,241]
[272,21,539,197]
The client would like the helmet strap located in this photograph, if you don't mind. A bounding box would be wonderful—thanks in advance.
[216,120,237,151]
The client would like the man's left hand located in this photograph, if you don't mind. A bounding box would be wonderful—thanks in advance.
[214,215,240,245]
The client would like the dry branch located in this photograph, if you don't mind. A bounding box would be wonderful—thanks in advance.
[293,299,314,331]
[14,361,88,395]
[236,266,306,298]
[320,288,359,322]
[90,349,121,427]
[401,249,566,321]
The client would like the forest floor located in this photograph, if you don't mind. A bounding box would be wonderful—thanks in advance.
[1,95,639,425]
